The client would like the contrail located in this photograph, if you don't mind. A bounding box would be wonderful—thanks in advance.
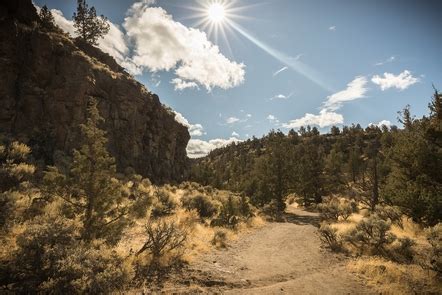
[273,66,288,77]
[227,20,333,92]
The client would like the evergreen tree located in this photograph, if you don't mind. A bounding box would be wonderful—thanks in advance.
[252,132,288,211]
[324,142,345,193]
[347,144,363,183]
[330,126,341,136]
[73,0,110,45]
[293,140,325,205]
[384,103,442,225]
[365,136,380,211]
[44,99,143,243]
[38,5,56,31]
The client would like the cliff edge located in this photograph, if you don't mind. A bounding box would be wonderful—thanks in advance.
[0,0,190,182]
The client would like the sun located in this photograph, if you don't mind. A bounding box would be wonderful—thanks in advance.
[208,3,225,23]
[183,0,255,50]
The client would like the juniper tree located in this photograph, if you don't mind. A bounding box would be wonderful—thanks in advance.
[44,99,150,244]
[73,0,110,45]
[384,100,442,225]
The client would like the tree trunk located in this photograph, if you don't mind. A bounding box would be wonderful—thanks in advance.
[371,157,379,211]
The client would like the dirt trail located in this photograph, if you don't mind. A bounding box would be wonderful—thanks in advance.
[178,205,373,294]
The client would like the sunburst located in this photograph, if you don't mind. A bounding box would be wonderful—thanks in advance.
[175,1,331,90]
[177,1,257,54]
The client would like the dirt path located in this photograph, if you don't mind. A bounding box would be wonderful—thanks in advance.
[176,205,373,294]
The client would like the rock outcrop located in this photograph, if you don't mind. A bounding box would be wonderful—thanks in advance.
[0,0,190,183]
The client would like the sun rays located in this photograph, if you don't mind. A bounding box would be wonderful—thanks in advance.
[177,0,331,92]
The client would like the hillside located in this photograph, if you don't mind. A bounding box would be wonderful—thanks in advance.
[0,0,189,183]
[191,102,442,226]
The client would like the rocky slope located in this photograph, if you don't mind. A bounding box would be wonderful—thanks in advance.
[0,0,190,183]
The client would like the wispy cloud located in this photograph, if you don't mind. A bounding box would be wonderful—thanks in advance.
[375,56,396,66]
[273,66,288,77]
[283,76,369,129]
[371,70,419,91]
[231,131,240,137]
[323,76,368,111]
[270,92,294,100]
[329,26,336,31]
[226,117,240,124]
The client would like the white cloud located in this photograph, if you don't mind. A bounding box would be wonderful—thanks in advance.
[267,114,279,122]
[226,117,240,124]
[123,4,245,91]
[282,109,343,129]
[189,124,205,137]
[371,70,419,91]
[171,78,199,91]
[369,120,392,128]
[273,66,288,77]
[323,76,368,111]
[49,7,141,75]
[329,26,336,31]
[44,2,245,90]
[267,114,280,126]
[51,9,76,36]
[270,92,294,100]
[375,56,395,66]
[282,76,367,129]
[232,131,239,137]
[173,111,205,137]
[246,113,252,118]
[187,137,242,158]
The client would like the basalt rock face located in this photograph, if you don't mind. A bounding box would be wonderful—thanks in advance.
[0,1,190,183]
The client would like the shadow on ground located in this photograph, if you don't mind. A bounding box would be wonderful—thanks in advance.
[282,212,320,227]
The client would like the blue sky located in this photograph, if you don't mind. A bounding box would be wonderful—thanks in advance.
[35,0,442,157]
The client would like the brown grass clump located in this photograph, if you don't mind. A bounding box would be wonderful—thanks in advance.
[348,257,441,294]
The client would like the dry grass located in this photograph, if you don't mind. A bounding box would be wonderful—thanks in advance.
[390,217,427,244]
[348,257,441,294]
[328,212,363,235]
[118,183,265,265]
[323,201,440,294]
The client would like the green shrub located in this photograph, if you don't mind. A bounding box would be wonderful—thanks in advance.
[389,237,416,263]
[3,212,133,293]
[262,199,282,220]
[0,140,35,192]
[135,219,187,277]
[318,197,358,221]
[239,195,255,220]
[43,242,132,293]
[151,189,178,218]
[318,198,340,221]
[345,215,396,255]
[211,195,241,228]
[376,205,403,228]
[426,223,442,274]
[340,200,357,220]
[319,223,343,252]
[181,194,220,219]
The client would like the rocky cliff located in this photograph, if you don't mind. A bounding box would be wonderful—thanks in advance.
[0,0,190,183]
